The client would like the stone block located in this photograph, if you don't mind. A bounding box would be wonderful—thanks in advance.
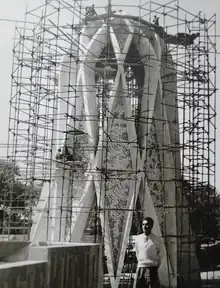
[0,261,48,288]
[45,243,102,288]
[0,241,30,261]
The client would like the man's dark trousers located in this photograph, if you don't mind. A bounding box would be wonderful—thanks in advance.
[135,266,160,288]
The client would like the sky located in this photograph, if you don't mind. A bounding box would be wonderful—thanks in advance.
[0,0,219,188]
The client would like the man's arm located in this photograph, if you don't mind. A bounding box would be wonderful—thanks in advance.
[135,238,139,259]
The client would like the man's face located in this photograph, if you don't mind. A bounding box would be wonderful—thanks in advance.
[142,219,153,235]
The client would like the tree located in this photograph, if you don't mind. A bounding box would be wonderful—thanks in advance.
[183,180,220,243]
[0,159,40,234]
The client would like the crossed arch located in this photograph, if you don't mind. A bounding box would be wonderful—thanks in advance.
[56,18,177,287]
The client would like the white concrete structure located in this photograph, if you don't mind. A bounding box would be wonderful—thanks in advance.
[31,11,182,288]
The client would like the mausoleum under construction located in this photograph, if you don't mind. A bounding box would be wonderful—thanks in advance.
[5,1,217,287]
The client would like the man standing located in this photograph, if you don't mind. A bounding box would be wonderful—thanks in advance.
[134,217,165,288]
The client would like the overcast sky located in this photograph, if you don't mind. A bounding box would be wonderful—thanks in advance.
[0,0,219,188]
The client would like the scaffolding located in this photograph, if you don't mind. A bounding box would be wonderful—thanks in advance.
[5,0,217,287]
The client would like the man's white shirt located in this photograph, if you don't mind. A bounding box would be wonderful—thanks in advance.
[135,233,165,268]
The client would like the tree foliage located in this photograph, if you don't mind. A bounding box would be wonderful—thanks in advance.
[183,180,220,243]
[0,160,40,234]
